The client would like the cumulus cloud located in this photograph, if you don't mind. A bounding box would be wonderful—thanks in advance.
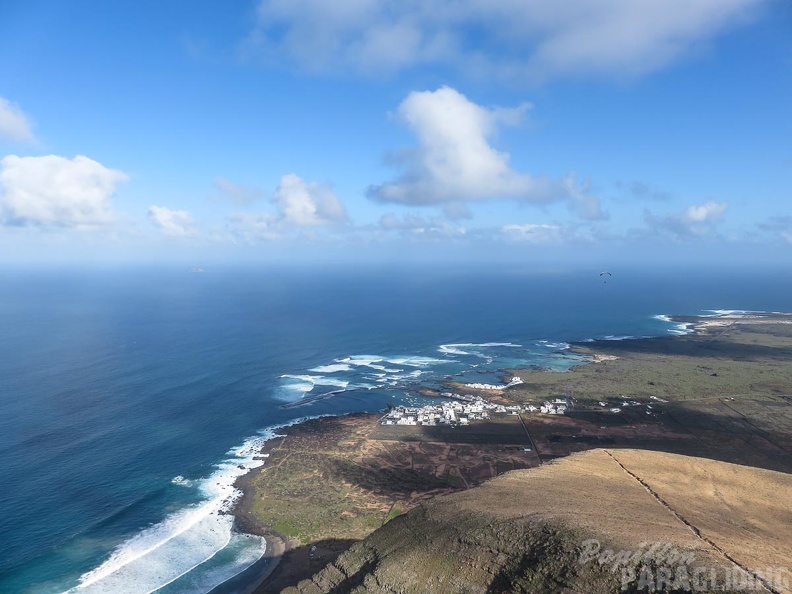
[148,206,197,237]
[564,175,608,221]
[224,174,348,242]
[247,0,763,80]
[0,154,127,229]
[685,200,728,223]
[0,97,35,142]
[274,173,347,226]
[368,86,589,207]
[644,199,728,239]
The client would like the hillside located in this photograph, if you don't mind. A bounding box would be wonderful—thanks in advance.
[281,449,792,594]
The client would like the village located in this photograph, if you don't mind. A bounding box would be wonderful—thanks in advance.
[379,374,669,427]
[379,391,572,427]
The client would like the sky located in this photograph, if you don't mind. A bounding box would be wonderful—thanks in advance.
[0,0,790,267]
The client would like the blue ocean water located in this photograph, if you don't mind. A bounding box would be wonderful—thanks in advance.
[1,264,790,593]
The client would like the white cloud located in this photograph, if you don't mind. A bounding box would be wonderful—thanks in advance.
[441,202,472,221]
[248,0,763,80]
[224,174,348,242]
[368,86,587,206]
[757,216,792,244]
[616,180,671,201]
[564,174,608,221]
[377,212,466,241]
[644,200,728,239]
[684,200,728,223]
[501,223,564,244]
[225,212,281,242]
[0,97,35,142]
[273,173,347,226]
[379,212,430,231]
[247,0,454,75]
[147,206,197,237]
[212,177,265,206]
[0,155,127,229]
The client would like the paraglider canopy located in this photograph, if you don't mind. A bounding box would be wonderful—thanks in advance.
[600,271,612,283]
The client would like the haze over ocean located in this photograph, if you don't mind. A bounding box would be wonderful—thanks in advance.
[1,265,790,593]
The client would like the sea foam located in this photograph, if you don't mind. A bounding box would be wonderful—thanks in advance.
[62,426,296,594]
[65,433,275,594]
[537,340,570,350]
[170,476,193,487]
[653,314,694,335]
[308,363,352,373]
[63,416,334,594]
[280,374,350,388]
[438,342,522,356]
[336,354,446,368]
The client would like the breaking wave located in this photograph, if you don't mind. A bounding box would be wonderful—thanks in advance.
[65,434,275,594]
[438,342,521,356]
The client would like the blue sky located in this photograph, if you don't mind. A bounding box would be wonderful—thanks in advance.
[0,0,790,265]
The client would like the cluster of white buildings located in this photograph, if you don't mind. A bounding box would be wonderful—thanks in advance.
[380,396,522,426]
[598,399,655,414]
[539,398,570,415]
[380,394,571,426]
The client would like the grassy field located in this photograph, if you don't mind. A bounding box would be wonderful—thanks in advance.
[498,315,792,473]
[244,413,541,547]
[505,317,792,404]
[245,414,397,545]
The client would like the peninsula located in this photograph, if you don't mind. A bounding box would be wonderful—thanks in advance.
[232,312,792,593]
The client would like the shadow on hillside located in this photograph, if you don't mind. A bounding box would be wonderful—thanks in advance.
[573,334,792,361]
[620,402,792,474]
[328,458,449,497]
[331,403,792,508]
[247,538,358,594]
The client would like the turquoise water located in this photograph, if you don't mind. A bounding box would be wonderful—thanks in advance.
[1,264,789,593]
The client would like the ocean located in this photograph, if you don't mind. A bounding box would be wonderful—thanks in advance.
[1,264,790,593]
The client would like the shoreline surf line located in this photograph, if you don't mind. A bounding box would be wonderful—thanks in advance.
[225,311,781,594]
[181,311,789,594]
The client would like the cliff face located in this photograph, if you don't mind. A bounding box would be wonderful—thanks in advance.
[281,449,792,594]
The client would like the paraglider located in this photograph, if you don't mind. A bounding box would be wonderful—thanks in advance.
[600,271,612,283]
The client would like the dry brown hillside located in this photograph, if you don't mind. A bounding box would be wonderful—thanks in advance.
[282,449,792,594]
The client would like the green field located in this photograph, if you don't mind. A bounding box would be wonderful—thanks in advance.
[506,317,792,404]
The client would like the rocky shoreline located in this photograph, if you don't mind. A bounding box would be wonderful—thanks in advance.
[230,415,378,594]
[227,311,792,593]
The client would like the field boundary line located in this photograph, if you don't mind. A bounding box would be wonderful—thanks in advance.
[603,449,779,594]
